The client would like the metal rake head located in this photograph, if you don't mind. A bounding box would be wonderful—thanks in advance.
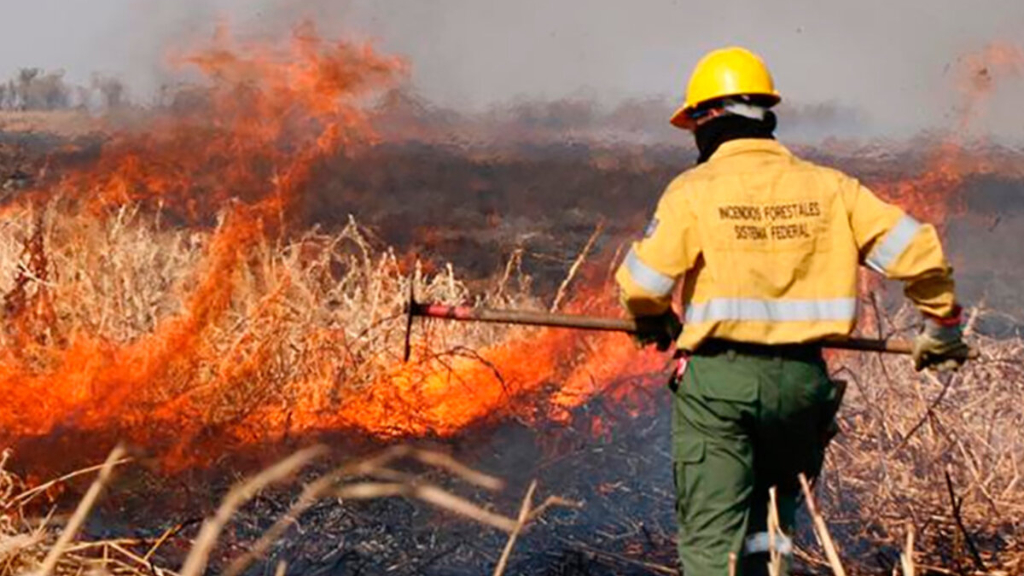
[403,276,417,362]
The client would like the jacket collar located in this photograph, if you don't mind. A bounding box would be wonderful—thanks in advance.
[708,138,792,161]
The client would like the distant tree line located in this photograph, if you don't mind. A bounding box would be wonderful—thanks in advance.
[0,68,126,111]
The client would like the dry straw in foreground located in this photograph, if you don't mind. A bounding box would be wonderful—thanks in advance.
[1,446,572,576]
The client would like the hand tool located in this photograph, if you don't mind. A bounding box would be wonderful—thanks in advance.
[402,286,979,363]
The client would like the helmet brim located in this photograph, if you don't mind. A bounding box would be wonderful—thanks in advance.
[669,92,781,132]
[669,104,696,131]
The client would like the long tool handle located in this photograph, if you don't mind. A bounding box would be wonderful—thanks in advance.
[411,302,636,332]
[408,302,979,359]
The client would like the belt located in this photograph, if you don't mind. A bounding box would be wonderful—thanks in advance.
[692,338,823,360]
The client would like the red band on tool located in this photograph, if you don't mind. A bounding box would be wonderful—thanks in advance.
[424,304,452,317]
[424,304,472,320]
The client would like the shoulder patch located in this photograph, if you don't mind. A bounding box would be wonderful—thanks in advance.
[644,217,659,238]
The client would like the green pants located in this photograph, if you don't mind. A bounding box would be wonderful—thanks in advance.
[671,342,841,576]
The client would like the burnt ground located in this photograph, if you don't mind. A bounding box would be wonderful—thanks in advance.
[67,361,998,576]
[235,404,680,576]
[81,373,682,576]
[309,142,1024,325]
[79,372,869,576]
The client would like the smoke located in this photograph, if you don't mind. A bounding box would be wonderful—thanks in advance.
[371,90,874,147]
[0,0,290,103]
[332,0,1024,141]
[0,0,1022,140]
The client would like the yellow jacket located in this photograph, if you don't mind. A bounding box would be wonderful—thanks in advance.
[615,139,956,351]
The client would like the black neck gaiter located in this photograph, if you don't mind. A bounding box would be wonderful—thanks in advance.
[694,112,777,164]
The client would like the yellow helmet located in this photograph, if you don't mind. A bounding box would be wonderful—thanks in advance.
[670,46,781,130]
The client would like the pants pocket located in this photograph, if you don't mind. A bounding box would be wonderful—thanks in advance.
[673,438,706,517]
[675,436,706,465]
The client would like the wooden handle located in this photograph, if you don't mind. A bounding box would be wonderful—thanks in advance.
[410,302,636,332]
[408,302,980,359]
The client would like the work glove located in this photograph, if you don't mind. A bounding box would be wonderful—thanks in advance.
[912,308,970,372]
[633,311,683,352]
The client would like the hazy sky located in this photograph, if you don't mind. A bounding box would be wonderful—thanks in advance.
[1,0,1023,139]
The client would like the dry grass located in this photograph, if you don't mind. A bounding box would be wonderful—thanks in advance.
[0,199,531,357]
[0,111,100,138]
[809,305,1024,573]
[0,445,570,576]
[0,198,542,459]
[0,448,155,576]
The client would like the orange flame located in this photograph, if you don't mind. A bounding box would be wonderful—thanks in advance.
[0,23,408,470]
[873,43,1024,221]
[0,22,663,473]
[58,22,404,220]
[0,35,1019,474]
[332,292,665,438]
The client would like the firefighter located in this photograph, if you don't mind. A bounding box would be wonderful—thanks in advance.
[615,46,968,575]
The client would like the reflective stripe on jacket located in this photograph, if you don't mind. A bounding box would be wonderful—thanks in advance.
[615,139,956,351]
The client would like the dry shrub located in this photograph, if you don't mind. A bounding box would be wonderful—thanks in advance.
[0,450,128,576]
[0,450,42,576]
[0,199,529,353]
[816,305,1024,573]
